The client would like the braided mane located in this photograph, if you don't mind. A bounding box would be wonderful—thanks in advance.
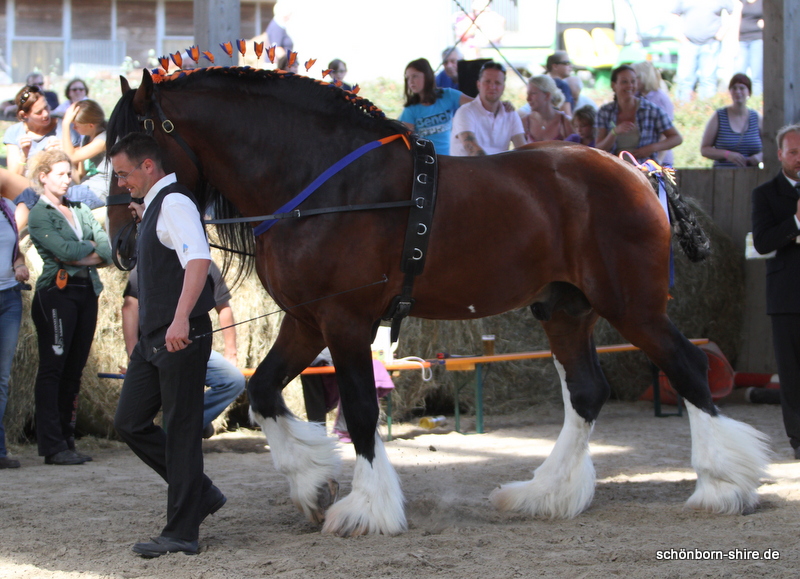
[150,66,405,135]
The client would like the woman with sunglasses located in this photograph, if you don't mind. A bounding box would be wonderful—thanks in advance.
[2,85,68,176]
[52,78,89,117]
[26,149,110,465]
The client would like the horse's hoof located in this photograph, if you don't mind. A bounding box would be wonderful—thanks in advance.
[309,479,339,524]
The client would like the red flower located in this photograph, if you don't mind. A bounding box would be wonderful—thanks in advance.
[202,51,215,64]
[220,42,233,57]
[188,45,200,63]
[170,51,183,68]
[254,42,264,59]
[304,58,317,72]
[236,39,247,57]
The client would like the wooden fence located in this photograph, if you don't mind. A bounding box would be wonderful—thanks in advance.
[675,167,775,373]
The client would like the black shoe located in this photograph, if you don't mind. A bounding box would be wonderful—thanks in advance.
[132,535,198,558]
[0,456,20,469]
[44,449,87,465]
[745,387,781,404]
[71,450,93,462]
[202,423,215,439]
[200,485,227,522]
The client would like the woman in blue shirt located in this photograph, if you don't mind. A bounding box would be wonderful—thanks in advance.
[399,58,472,156]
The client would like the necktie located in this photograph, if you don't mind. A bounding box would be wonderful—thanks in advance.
[0,200,19,266]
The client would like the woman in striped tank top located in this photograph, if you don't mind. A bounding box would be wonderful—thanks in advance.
[700,73,763,168]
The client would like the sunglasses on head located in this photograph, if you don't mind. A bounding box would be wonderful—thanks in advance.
[19,85,41,107]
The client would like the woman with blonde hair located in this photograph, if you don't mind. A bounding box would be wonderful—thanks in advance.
[60,99,110,202]
[631,61,675,165]
[521,75,572,143]
[26,149,110,465]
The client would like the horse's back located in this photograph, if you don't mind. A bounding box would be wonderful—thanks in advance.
[412,144,670,318]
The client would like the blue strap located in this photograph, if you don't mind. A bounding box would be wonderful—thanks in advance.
[642,161,674,288]
[253,138,387,236]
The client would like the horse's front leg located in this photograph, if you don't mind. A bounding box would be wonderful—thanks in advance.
[321,326,407,536]
[247,315,340,524]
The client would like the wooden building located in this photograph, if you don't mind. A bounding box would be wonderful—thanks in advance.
[0,0,275,81]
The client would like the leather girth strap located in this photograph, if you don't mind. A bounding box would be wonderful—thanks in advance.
[382,137,438,343]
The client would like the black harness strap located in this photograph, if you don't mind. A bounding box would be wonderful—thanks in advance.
[383,137,438,343]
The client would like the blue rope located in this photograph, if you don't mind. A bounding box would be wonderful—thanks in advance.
[253,138,387,236]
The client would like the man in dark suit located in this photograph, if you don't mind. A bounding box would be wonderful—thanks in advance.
[752,123,800,460]
[110,133,225,556]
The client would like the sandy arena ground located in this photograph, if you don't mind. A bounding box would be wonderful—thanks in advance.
[1,397,798,578]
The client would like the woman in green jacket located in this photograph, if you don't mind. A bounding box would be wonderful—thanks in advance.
[27,149,111,465]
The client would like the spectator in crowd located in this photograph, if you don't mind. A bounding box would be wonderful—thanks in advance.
[400,58,472,155]
[565,106,597,147]
[595,65,682,165]
[450,62,524,156]
[545,51,575,114]
[700,73,762,167]
[566,75,597,111]
[671,0,735,101]
[27,150,110,466]
[26,72,59,110]
[266,1,293,65]
[521,75,572,143]
[276,53,299,73]
[121,263,246,439]
[734,0,763,96]
[436,46,462,90]
[52,78,89,117]
[751,124,800,460]
[3,85,62,176]
[0,190,29,469]
[60,99,111,204]
[632,61,676,166]
[300,348,394,443]
[12,99,106,234]
[327,58,351,91]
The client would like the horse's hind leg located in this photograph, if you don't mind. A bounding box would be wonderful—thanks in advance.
[611,313,771,514]
[248,315,340,524]
[491,285,607,518]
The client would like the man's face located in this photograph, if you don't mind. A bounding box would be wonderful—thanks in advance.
[779,132,800,180]
[477,68,505,104]
[444,54,460,78]
[112,152,151,201]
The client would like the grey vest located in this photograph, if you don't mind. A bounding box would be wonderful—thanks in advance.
[137,183,214,336]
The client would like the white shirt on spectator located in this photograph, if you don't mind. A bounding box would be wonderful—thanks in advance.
[450,98,524,156]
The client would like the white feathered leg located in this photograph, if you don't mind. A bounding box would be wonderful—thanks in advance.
[322,432,406,536]
[251,410,341,523]
[684,401,771,514]
[490,357,596,519]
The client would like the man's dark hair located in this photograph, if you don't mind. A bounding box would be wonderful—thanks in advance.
[545,51,569,73]
[478,61,505,80]
[108,133,163,168]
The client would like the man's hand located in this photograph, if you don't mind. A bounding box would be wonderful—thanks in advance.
[165,316,192,352]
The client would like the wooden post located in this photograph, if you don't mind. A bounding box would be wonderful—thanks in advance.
[763,0,800,175]
[194,0,241,64]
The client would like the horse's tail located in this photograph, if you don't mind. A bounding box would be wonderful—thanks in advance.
[646,168,711,263]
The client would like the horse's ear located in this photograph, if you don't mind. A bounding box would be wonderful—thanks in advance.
[119,75,131,95]
[132,68,154,115]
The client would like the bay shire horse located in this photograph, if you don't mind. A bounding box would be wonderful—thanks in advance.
[107,66,769,536]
